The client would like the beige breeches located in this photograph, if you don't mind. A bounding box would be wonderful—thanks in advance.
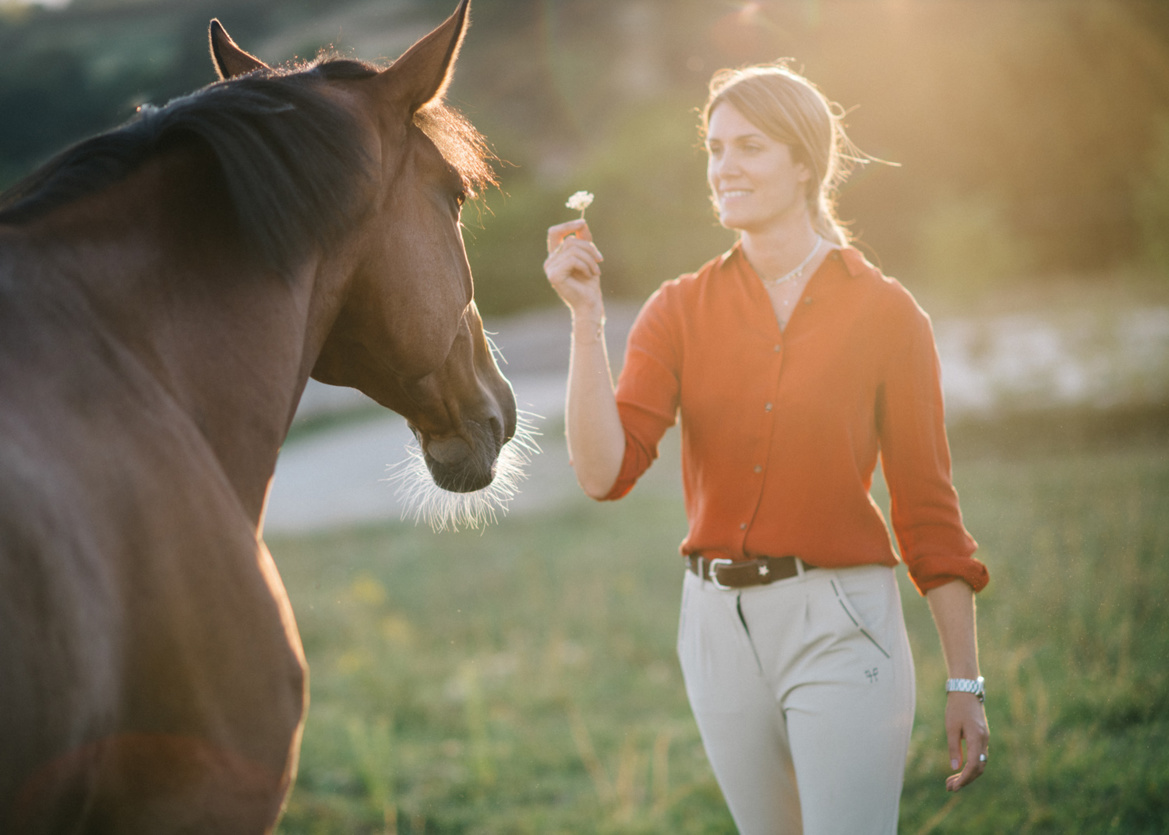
[677,562,915,834]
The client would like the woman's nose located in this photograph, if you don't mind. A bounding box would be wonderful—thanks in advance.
[712,151,737,180]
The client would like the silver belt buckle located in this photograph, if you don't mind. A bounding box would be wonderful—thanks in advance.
[707,558,735,590]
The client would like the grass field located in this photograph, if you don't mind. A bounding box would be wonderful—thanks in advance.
[269,416,1169,834]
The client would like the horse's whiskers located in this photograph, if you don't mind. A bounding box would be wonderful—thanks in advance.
[385,411,542,532]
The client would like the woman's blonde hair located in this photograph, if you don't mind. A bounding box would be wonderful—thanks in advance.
[701,62,860,246]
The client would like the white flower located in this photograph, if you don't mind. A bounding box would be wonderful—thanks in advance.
[566,190,594,217]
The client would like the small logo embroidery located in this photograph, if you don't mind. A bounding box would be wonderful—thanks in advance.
[758,565,770,577]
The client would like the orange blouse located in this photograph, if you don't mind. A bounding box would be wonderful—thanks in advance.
[603,244,987,595]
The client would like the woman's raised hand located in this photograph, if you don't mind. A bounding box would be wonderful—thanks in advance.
[544,219,604,315]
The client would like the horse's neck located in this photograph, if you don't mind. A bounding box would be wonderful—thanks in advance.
[157,275,313,525]
[28,158,318,527]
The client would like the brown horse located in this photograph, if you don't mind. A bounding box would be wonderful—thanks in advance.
[0,1,516,831]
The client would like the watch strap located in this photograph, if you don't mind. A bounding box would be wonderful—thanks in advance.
[945,676,985,702]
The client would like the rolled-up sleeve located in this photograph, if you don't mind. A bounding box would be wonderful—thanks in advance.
[878,301,988,594]
[603,289,682,501]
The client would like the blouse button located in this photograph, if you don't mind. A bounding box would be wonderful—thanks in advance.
[739,523,747,530]
[764,403,773,412]
[753,465,762,474]
[773,344,782,353]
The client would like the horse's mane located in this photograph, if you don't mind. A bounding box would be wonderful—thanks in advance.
[0,56,496,275]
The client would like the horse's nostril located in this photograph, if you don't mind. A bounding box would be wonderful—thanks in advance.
[427,436,472,465]
[491,413,516,447]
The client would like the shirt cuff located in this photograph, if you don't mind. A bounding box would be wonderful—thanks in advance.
[907,554,990,596]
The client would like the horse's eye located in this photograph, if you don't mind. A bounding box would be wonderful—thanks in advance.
[456,190,467,207]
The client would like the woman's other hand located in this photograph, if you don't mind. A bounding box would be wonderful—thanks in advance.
[944,693,989,791]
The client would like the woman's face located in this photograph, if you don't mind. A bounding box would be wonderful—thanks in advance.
[706,102,812,235]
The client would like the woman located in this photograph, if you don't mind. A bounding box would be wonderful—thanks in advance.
[543,63,990,834]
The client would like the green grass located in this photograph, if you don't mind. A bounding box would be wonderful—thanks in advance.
[269,424,1169,834]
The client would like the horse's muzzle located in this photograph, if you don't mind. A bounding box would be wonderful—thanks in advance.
[418,417,505,493]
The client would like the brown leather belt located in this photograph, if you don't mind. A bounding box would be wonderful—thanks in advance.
[687,554,817,590]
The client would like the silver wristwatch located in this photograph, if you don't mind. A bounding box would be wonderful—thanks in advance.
[945,676,985,702]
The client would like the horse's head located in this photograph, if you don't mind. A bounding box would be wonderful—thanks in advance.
[211,0,516,495]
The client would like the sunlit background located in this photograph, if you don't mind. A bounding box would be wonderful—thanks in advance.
[3,0,1168,300]
[6,0,1166,417]
[3,2,1167,831]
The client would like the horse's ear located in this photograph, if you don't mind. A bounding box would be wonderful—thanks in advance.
[209,19,270,80]
[378,0,470,115]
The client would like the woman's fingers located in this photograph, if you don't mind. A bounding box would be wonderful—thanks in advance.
[547,237,603,270]
[547,218,593,252]
[545,234,603,283]
[546,251,600,292]
[945,746,987,792]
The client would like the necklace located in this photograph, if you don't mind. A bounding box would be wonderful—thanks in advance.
[761,236,823,287]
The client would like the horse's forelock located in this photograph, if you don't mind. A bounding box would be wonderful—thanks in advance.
[244,55,496,198]
[413,103,497,198]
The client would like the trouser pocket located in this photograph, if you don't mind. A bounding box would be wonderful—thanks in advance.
[826,566,901,660]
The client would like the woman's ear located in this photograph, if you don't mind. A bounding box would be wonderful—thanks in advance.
[792,148,815,184]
